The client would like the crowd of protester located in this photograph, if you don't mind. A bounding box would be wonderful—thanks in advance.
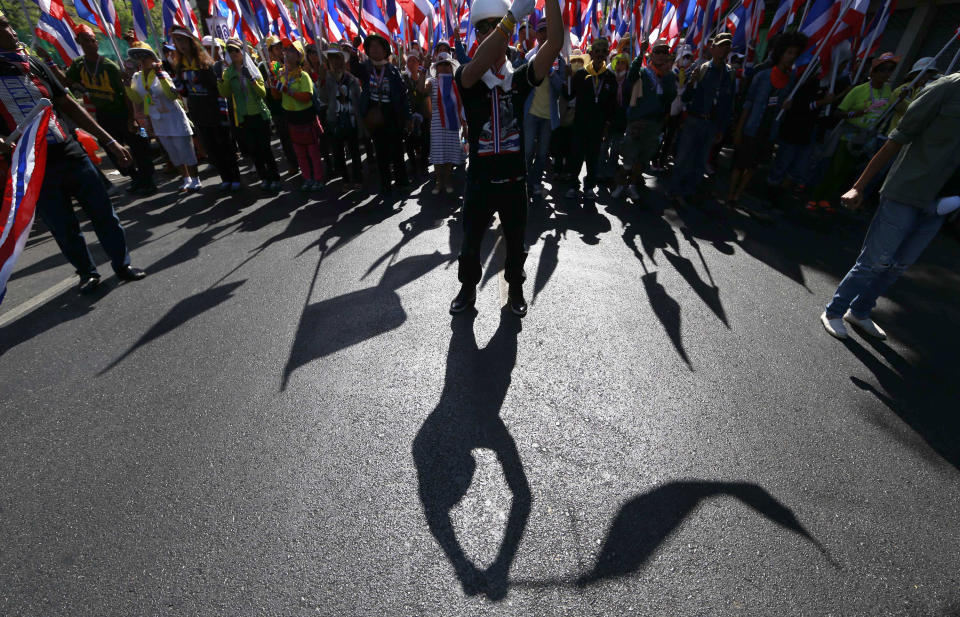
[0,1,957,327]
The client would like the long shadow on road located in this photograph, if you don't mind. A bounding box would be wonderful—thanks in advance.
[412,309,530,601]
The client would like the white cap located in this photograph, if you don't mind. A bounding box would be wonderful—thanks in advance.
[470,0,510,26]
[202,35,214,47]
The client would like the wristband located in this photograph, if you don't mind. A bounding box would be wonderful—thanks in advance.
[104,139,117,148]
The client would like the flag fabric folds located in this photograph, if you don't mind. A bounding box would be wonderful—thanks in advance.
[0,106,53,306]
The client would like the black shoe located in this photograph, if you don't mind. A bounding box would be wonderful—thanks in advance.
[449,285,476,314]
[115,265,147,281]
[508,286,527,317]
[78,274,101,294]
[136,183,158,196]
[125,180,143,194]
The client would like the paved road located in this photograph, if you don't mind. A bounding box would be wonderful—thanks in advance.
[1,161,959,616]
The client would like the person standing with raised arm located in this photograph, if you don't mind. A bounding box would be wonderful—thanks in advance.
[449,0,563,318]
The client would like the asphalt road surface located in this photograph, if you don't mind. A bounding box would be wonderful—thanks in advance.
[2,159,959,617]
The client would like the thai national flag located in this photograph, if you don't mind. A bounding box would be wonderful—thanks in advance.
[856,0,896,61]
[74,0,123,36]
[325,0,347,41]
[221,0,261,43]
[336,0,364,40]
[130,0,155,42]
[767,0,802,40]
[384,0,400,33]
[162,0,201,36]
[273,0,301,39]
[34,2,81,64]
[397,0,436,27]
[0,106,53,306]
[436,73,462,130]
[360,0,392,40]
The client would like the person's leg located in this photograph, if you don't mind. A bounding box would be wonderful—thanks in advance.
[497,183,529,287]
[330,133,347,181]
[568,129,586,190]
[292,141,313,181]
[307,143,325,182]
[825,198,919,318]
[848,203,947,318]
[215,125,242,182]
[95,113,137,181]
[458,181,497,287]
[371,126,392,190]
[69,157,132,272]
[347,133,363,183]
[391,125,410,186]
[126,123,155,187]
[583,131,603,192]
[523,112,537,185]
[767,141,792,186]
[240,117,268,181]
[249,115,279,181]
[668,119,698,195]
[274,115,300,172]
[35,160,99,277]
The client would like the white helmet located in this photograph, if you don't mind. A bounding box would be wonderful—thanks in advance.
[470,0,509,26]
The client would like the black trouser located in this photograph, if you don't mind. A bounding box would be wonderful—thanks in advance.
[96,111,154,186]
[195,123,241,183]
[551,125,573,175]
[239,114,280,182]
[405,124,430,173]
[458,179,528,287]
[273,115,300,172]
[371,120,408,190]
[569,125,604,189]
[656,114,682,165]
[330,129,363,183]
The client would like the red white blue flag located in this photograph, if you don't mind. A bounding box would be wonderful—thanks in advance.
[436,73,463,130]
[0,106,53,306]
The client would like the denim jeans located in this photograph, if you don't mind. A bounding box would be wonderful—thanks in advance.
[768,141,812,186]
[668,116,716,197]
[826,198,945,319]
[524,114,551,188]
[35,154,131,277]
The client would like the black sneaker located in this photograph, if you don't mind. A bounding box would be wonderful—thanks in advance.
[449,285,476,314]
[125,180,143,194]
[78,274,101,294]
[115,265,147,281]
[508,285,527,318]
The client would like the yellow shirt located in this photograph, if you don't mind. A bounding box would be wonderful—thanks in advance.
[281,70,314,112]
[529,77,551,119]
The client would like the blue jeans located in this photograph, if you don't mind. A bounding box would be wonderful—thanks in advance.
[668,116,716,197]
[768,141,812,186]
[826,198,945,319]
[35,154,130,277]
[524,114,552,189]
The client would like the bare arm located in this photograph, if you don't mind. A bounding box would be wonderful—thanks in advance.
[529,0,562,83]
[459,21,512,89]
[53,93,132,166]
[841,139,903,209]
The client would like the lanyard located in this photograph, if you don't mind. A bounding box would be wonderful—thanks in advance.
[592,75,602,103]
[372,66,387,98]
[84,56,102,83]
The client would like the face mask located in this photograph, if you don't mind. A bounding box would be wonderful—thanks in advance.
[616,69,626,79]
[372,58,388,67]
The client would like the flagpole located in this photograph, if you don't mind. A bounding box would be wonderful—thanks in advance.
[777,0,852,120]
[850,0,889,85]
[88,0,126,62]
[140,0,164,50]
[797,0,813,29]
[707,0,744,40]
[17,0,37,47]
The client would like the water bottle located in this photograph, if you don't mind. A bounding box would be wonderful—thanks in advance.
[138,127,148,139]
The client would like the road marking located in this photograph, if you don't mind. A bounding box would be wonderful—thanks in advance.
[0,275,76,327]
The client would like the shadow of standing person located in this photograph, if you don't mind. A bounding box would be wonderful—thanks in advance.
[412,309,531,600]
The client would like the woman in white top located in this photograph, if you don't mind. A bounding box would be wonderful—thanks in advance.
[125,41,200,192]
[427,52,465,195]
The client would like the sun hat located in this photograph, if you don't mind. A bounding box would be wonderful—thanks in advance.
[126,40,158,61]
[430,51,460,76]
[469,0,509,26]
[871,52,899,70]
[906,56,939,78]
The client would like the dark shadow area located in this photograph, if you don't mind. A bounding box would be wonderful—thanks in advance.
[606,200,679,266]
[576,480,831,586]
[412,310,530,601]
[299,195,404,260]
[662,250,729,327]
[282,252,449,388]
[363,204,458,280]
[0,284,104,355]
[99,280,245,373]
[843,337,960,469]
[641,269,691,369]
[145,222,239,276]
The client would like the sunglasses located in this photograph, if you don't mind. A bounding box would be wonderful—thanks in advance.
[475,19,498,35]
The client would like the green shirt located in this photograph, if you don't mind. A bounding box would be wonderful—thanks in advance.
[837,81,892,131]
[65,56,127,116]
[882,74,960,208]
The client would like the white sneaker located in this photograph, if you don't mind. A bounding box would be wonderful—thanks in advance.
[180,177,191,191]
[843,311,887,340]
[820,312,849,339]
[611,185,625,199]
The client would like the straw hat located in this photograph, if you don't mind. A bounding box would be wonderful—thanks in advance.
[126,40,158,61]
